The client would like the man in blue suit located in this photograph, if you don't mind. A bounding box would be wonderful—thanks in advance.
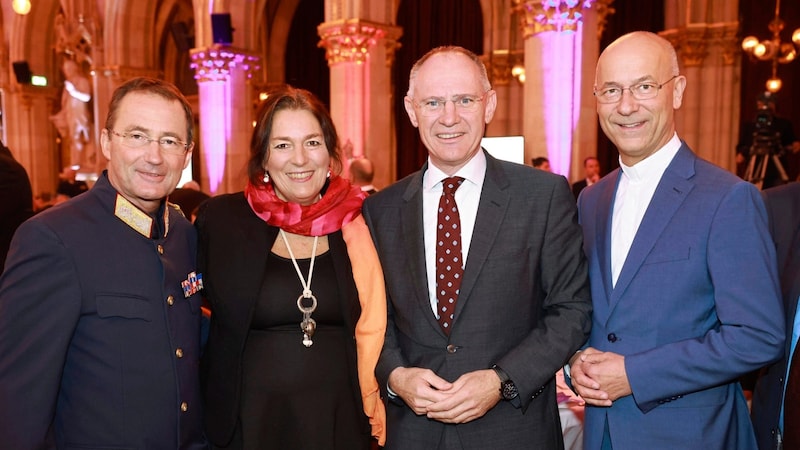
[569,31,785,449]
[0,78,206,449]
[751,181,800,449]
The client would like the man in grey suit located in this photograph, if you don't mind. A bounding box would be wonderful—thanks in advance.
[362,45,593,449]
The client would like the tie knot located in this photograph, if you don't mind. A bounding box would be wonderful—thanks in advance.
[442,177,464,195]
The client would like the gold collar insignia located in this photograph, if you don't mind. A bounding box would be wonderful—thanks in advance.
[114,194,159,238]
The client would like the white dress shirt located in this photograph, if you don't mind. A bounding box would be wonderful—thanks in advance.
[422,152,486,317]
[611,133,681,287]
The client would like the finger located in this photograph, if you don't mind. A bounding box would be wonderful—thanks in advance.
[582,397,613,407]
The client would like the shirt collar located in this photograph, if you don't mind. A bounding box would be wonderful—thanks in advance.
[619,133,681,182]
[423,149,487,191]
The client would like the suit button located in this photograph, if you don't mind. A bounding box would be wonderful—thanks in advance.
[175,348,184,358]
[157,244,164,255]
[607,333,618,342]
[181,402,188,412]
[446,344,458,353]
[166,295,174,306]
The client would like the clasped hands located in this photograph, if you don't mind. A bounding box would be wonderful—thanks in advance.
[568,347,632,406]
[388,367,501,424]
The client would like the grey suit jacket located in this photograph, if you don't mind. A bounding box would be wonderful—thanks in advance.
[362,151,592,450]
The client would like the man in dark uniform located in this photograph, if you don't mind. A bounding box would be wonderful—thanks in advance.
[0,77,207,449]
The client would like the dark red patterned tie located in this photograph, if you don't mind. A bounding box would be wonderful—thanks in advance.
[436,176,464,335]
[784,347,800,447]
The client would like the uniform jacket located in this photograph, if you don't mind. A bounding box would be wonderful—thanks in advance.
[362,151,593,450]
[0,173,206,449]
[577,143,785,449]
[751,182,800,450]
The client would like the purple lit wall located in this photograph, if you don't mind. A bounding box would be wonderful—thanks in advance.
[198,80,231,194]
[540,24,584,176]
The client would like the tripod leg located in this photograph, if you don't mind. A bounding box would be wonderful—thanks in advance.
[744,154,757,183]
[772,155,789,183]
[756,154,769,190]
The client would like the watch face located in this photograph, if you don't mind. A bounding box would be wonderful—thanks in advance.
[502,381,519,400]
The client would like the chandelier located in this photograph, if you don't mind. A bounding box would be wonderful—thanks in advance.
[741,0,800,93]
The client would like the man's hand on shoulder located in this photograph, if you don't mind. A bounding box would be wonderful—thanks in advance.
[388,367,453,415]
[425,369,502,424]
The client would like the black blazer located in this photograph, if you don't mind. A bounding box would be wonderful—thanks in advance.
[752,182,800,450]
[195,193,365,446]
[0,143,33,273]
[571,179,588,200]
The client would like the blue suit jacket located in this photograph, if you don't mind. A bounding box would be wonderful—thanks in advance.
[577,143,784,449]
[751,182,800,449]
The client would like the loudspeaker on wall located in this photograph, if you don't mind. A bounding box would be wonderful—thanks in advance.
[211,13,233,45]
[12,61,32,84]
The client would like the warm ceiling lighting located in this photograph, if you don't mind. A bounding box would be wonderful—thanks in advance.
[741,0,800,93]
[12,0,31,15]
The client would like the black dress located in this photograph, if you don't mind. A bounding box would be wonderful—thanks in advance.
[233,250,370,450]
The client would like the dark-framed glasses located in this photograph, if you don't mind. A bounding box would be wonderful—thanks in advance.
[593,75,679,104]
[108,129,190,155]
[413,92,488,116]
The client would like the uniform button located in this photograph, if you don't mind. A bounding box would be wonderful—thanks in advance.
[175,348,184,358]
[181,402,188,412]
[607,333,618,342]
[446,344,458,353]
[157,244,164,255]
[166,295,174,306]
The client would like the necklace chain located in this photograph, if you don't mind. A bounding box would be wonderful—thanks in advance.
[280,229,318,297]
[280,229,319,347]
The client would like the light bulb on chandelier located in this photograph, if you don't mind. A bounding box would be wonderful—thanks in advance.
[12,0,31,15]
[741,0,800,92]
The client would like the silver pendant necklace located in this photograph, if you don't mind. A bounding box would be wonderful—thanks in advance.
[279,229,319,348]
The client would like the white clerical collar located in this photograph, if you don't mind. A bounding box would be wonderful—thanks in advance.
[618,133,681,183]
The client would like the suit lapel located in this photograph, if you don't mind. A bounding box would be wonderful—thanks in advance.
[608,145,695,314]
[401,168,445,335]
[596,169,620,309]
[454,153,510,323]
[783,226,800,333]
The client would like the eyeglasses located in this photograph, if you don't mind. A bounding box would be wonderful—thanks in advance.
[107,129,190,155]
[593,75,678,104]
[412,92,488,116]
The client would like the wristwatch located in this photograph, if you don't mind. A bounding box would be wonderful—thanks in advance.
[491,365,519,401]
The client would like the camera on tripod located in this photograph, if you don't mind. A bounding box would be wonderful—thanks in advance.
[744,97,789,188]
[749,105,783,157]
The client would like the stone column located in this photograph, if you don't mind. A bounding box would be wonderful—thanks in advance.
[190,45,261,195]
[515,0,605,178]
[318,19,401,189]
[5,87,62,196]
[661,20,740,172]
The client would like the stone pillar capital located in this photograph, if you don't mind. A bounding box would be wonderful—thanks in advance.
[594,0,616,40]
[189,45,261,83]
[514,0,596,37]
[317,19,402,66]
[661,23,740,69]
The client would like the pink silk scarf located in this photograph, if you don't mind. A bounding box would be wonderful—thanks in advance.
[245,174,366,236]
